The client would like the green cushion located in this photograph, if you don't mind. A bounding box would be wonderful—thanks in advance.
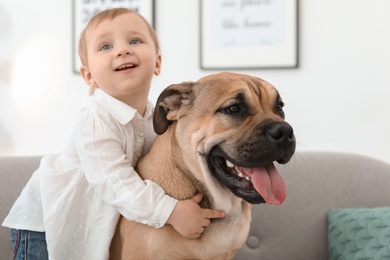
[328,207,390,260]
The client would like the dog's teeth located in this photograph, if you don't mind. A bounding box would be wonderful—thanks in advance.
[225,160,251,181]
[226,160,234,168]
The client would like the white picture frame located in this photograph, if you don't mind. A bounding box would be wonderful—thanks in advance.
[72,0,155,73]
[200,0,298,69]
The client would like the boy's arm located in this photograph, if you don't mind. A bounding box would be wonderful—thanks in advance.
[75,110,224,238]
[74,111,177,228]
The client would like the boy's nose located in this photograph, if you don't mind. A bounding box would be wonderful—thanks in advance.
[117,47,133,57]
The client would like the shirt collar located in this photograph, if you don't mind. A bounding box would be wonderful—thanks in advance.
[92,88,154,125]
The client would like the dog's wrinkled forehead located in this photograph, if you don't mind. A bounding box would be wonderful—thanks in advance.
[197,72,279,103]
[153,72,283,135]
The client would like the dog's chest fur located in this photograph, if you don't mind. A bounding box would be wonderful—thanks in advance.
[137,133,199,200]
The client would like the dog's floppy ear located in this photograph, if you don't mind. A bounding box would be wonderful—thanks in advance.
[153,82,195,135]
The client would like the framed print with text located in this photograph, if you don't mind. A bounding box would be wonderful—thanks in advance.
[72,0,155,73]
[200,0,298,69]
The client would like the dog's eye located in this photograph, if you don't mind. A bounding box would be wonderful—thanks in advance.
[277,101,285,118]
[224,104,241,114]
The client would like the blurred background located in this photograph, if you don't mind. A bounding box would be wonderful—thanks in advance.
[0,0,389,164]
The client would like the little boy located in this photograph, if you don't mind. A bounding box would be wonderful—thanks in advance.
[3,8,224,260]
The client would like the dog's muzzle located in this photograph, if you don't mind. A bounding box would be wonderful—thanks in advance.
[207,121,296,205]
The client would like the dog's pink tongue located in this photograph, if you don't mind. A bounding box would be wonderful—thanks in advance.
[239,163,286,205]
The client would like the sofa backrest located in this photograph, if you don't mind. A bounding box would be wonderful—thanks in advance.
[1,152,390,260]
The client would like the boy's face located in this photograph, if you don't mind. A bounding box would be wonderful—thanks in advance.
[80,13,161,104]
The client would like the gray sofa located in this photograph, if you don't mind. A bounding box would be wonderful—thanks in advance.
[1,152,390,259]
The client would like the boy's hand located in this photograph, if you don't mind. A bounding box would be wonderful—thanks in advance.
[166,193,225,239]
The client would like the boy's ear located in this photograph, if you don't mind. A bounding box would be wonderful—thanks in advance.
[80,65,97,87]
[154,54,162,76]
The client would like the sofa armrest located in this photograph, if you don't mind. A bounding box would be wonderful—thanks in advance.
[0,156,41,259]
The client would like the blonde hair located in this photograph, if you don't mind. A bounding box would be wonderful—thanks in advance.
[77,8,160,67]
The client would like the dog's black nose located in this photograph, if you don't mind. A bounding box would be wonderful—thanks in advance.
[267,122,295,147]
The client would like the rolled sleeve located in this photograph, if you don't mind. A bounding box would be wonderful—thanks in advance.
[141,180,178,228]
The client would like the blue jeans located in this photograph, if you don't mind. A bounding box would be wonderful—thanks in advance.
[10,229,48,260]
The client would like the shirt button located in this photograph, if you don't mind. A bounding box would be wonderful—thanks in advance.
[110,176,118,183]
[153,222,160,227]
[139,132,144,137]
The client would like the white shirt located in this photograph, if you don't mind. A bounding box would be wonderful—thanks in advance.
[3,88,178,260]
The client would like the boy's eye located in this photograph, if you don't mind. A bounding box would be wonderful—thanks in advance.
[130,39,141,45]
[101,44,112,51]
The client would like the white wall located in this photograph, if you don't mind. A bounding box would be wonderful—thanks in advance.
[1,0,390,164]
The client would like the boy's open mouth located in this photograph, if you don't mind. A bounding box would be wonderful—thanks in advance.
[115,63,137,71]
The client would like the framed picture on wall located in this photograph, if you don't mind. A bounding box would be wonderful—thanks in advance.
[200,0,298,70]
[72,0,155,73]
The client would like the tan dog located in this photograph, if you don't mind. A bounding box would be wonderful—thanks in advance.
[109,72,296,259]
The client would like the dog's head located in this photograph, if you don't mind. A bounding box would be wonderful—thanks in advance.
[154,72,296,205]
